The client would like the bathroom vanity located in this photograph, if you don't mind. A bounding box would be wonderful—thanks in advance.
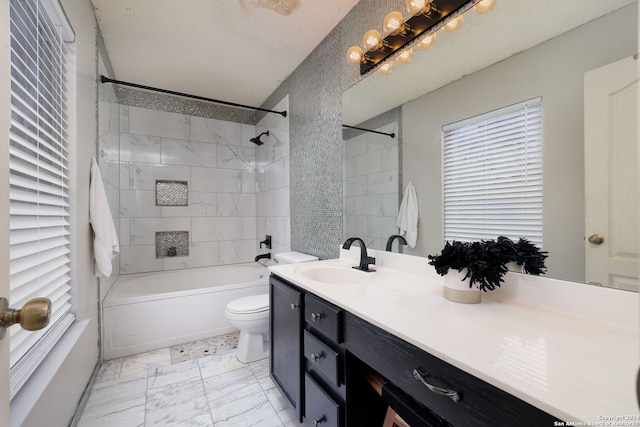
[269,249,639,427]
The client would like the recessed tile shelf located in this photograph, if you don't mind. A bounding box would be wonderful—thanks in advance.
[156,180,188,206]
[156,231,189,258]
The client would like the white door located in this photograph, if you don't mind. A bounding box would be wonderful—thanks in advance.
[584,56,639,291]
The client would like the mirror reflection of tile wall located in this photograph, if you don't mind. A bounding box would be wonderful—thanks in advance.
[343,122,399,251]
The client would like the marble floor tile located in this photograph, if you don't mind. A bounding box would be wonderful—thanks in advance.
[209,391,282,427]
[145,377,212,426]
[80,334,294,427]
[78,373,147,427]
[95,358,123,384]
[120,348,172,378]
[198,349,245,378]
[202,366,262,404]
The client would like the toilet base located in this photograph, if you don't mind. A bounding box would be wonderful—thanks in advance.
[236,330,269,363]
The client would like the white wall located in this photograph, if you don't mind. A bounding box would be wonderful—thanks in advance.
[402,5,637,283]
[11,0,100,425]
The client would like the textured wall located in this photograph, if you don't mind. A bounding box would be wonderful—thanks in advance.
[261,0,402,260]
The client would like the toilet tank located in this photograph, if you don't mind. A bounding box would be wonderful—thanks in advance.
[274,251,319,265]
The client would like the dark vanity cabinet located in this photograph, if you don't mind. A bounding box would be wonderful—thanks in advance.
[270,274,560,427]
[270,275,304,421]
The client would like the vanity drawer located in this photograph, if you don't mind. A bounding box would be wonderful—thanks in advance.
[304,372,343,427]
[305,294,343,343]
[304,330,343,386]
[344,313,560,427]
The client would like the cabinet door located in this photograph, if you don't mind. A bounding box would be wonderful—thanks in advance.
[270,276,304,421]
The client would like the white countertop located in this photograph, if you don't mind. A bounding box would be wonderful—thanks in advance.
[268,250,640,423]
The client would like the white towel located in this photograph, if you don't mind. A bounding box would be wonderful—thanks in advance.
[89,156,119,278]
[396,182,419,248]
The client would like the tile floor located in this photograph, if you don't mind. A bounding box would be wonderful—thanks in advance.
[78,332,302,426]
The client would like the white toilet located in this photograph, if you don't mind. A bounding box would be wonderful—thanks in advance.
[225,251,319,363]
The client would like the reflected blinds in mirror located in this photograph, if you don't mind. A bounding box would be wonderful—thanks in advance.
[442,98,543,246]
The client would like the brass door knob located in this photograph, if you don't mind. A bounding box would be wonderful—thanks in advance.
[588,234,605,245]
[0,297,51,340]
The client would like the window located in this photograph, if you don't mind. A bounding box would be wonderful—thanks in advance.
[442,98,543,246]
[9,0,75,398]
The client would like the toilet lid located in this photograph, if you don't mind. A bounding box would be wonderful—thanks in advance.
[226,294,269,314]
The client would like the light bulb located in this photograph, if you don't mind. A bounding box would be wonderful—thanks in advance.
[346,46,365,64]
[378,62,393,75]
[383,11,406,36]
[443,15,462,33]
[406,0,432,16]
[417,32,436,50]
[474,0,496,14]
[363,29,383,51]
[396,48,413,63]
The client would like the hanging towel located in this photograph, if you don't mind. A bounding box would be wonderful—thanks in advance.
[89,156,119,278]
[396,182,419,248]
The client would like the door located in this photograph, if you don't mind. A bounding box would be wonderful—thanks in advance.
[584,56,639,291]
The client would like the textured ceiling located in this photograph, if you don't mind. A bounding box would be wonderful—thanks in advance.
[92,0,359,108]
[343,0,637,124]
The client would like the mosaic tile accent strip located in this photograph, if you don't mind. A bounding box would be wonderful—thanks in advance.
[170,332,240,364]
[155,231,189,258]
[156,180,188,206]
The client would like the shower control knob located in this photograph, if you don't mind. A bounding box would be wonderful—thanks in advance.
[311,312,322,322]
[291,303,299,310]
[312,416,325,426]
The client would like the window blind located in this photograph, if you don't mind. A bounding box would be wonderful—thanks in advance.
[9,0,75,399]
[442,98,543,246]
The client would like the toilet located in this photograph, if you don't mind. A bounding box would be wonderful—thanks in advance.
[225,251,319,363]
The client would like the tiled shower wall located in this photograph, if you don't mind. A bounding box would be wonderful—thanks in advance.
[118,105,261,274]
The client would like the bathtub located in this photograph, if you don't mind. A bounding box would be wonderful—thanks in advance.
[102,263,269,360]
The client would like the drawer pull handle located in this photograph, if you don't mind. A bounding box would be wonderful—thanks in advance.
[310,352,323,361]
[312,416,325,426]
[311,312,323,322]
[413,368,461,403]
[291,303,299,310]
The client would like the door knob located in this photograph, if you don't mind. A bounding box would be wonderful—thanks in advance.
[0,297,51,340]
[588,234,605,245]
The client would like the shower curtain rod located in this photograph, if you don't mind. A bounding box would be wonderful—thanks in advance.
[342,124,395,138]
[100,75,287,117]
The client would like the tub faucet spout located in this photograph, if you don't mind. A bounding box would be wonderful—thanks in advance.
[255,253,271,262]
[342,237,375,272]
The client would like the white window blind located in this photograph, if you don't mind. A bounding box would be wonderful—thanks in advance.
[9,0,75,399]
[442,98,543,246]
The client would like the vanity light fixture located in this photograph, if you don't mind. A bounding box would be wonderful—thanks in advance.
[442,15,463,33]
[346,0,496,75]
[396,48,414,63]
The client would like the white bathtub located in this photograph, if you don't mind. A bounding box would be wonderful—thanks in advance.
[102,263,269,360]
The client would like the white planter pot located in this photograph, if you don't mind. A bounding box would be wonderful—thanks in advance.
[443,269,482,304]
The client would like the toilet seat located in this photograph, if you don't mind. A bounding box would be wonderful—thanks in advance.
[226,293,269,314]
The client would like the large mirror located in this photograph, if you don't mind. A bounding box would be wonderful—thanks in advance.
[342,0,638,290]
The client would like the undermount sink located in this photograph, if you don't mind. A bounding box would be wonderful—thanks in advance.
[296,265,371,285]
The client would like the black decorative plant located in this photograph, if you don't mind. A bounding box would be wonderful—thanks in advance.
[428,236,548,292]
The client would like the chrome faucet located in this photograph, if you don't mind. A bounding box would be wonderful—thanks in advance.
[342,237,375,272]
[386,235,408,252]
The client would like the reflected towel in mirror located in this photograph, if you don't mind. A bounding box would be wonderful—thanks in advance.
[397,182,418,248]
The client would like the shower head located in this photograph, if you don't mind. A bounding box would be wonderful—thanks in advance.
[250,131,269,146]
